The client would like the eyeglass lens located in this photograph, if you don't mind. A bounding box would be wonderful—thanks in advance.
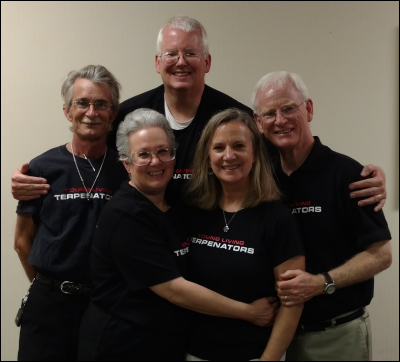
[133,148,175,166]
[161,50,202,65]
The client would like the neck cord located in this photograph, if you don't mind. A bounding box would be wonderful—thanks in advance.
[70,142,107,201]
[222,207,243,232]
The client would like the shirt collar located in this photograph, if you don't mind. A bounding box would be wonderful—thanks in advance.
[273,136,330,176]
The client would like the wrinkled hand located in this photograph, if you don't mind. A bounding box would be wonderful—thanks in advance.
[349,164,386,212]
[11,163,49,201]
[276,270,323,307]
[248,297,279,327]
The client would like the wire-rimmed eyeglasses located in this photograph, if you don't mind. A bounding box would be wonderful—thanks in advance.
[158,49,204,65]
[130,148,176,166]
[258,100,307,122]
[73,100,113,111]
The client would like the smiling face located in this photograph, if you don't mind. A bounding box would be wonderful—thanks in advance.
[254,83,314,151]
[122,127,175,195]
[155,28,211,93]
[209,121,255,189]
[63,78,116,142]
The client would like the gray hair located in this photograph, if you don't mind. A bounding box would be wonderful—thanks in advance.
[61,65,121,112]
[156,15,209,55]
[116,108,177,162]
[251,71,309,113]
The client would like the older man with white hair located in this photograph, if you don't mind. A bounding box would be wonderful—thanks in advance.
[252,71,392,361]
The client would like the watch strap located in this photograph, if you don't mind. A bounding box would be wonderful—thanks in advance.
[322,272,333,284]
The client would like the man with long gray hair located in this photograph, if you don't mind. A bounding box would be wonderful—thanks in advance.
[14,65,127,360]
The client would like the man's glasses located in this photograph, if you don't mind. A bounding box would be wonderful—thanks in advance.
[73,100,113,111]
[258,100,307,122]
[158,49,204,65]
[130,148,176,166]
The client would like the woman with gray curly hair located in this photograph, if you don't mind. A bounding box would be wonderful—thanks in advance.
[78,108,275,361]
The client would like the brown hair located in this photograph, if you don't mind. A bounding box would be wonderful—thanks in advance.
[185,108,281,210]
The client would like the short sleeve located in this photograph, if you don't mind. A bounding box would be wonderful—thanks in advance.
[107,212,182,292]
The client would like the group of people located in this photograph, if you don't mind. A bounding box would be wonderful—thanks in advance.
[12,16,392,361]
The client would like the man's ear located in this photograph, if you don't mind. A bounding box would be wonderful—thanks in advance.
[205,53,212,74]
[63,105,72,122]
[253,113,264,134]
[155,54,161,74]
[306,99,314,123]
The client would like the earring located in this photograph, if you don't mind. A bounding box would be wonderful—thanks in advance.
[208,162,214,175]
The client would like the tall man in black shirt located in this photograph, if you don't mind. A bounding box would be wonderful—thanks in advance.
[252,71,392,361]
[14,65,127,360]
[11,16,387,206]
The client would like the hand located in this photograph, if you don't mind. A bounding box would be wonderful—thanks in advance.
[248,297,279,327]
[11,163,50,201]
[349,165,386,212]
[276,270,324,307]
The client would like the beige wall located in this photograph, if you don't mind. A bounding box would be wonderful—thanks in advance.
[1,1,398,360]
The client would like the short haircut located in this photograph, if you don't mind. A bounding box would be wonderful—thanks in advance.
[185,108,281,210]
[156,15,209,55]
[116,108,177,162]
[61,65,121,112]
[251,71,309,113]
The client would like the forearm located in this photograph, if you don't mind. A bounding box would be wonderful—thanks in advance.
[14,214,37,282]
[17,252,36,282]
[260,304,303,361]
[329,240,392,289]
[165,278,252,321]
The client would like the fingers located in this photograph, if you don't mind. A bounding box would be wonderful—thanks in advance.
[349,178,384,191]
[265,297,277,303]
[350,186,385,199]
[374,198,386,212]
[355,192,387,209]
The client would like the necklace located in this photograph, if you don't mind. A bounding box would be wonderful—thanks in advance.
[70,142,107,201]
[222,208,243,232]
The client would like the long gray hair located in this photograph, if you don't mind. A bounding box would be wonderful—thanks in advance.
[116,108,176,162]
[61,65,121,112]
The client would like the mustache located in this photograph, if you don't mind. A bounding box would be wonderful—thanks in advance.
[81,117,103,124]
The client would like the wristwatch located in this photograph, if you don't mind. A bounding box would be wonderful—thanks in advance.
[322,272,336,295]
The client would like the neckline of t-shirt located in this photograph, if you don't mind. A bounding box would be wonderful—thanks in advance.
[164,95,195,130]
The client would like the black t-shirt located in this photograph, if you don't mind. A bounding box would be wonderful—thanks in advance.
[186,202,304,360]
[274,137,392,323]
[107,84,277,193]
[90,181,190,336]
[16,145,127,283]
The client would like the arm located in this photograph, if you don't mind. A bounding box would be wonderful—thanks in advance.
[260,255,305,361]
[349,165,386,212]
[276,240,392,307]
[150,278,278,327]
[11,163,50,201]
[14,213,37,282]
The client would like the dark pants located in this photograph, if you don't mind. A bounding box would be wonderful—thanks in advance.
[78,302,186,361]
[18,279,90,361]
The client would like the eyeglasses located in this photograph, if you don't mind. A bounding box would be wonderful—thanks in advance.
[130,148,176,166]
[73,100,113,111]
[258,100,307,122]
[158,49,204,65]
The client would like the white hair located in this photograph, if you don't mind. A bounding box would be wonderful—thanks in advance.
[116,108,177,162]
[251,71,309,113]
[156,15,209,55]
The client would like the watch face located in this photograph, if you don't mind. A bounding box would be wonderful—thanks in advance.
[326,284,336,294]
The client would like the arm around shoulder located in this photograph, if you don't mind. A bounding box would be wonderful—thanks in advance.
[11,163,49,201]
